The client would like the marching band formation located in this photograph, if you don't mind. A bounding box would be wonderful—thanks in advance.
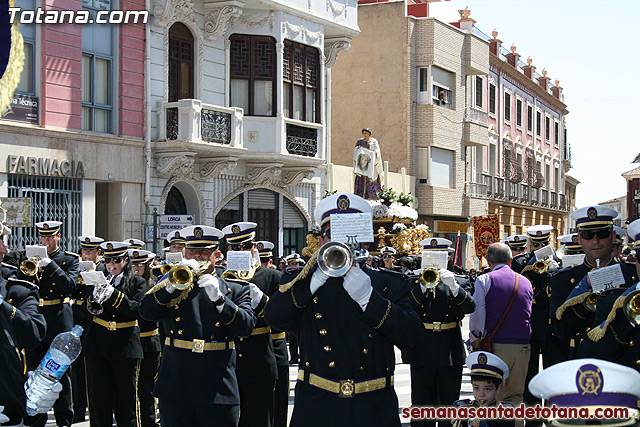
[2,194,640,427]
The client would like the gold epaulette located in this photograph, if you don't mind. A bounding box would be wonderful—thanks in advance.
[145,278,194,307]
[555,291,590,320]
[279,250,319,293]
[587,294,627,342]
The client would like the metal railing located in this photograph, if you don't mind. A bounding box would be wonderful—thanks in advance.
[508,181,519,201]
[541,190,549,206]
[495,177,505,198]
[551,192,558,208]
[521,184,529,203]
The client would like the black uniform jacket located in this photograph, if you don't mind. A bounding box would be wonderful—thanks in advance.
[402,276,475,367]
[139,275,255,405]
[81,273,147,359]
[264,263,424,427]
[0,275,46,425]
[254,266,289,367]
[18,248,79,342]
[72,261,107,328]
[235,267,279,383]
[511,253,532,275]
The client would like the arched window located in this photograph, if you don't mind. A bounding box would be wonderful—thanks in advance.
[168,23,194,102]
[165,186,187,215]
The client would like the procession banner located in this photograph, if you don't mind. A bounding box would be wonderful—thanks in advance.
[472,214,499,262]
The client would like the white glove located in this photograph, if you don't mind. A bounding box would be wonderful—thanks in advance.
[342,266,373,311]
[440,269,460,297]
[548,260,560,272]
[310,268,330,294]
[94,284,115,301]
[248,283,264,310]
[181,259,200,270]
[37,257,52,268]
[25,371,63,414]
[199,274,222,302]
[0,405,9,423]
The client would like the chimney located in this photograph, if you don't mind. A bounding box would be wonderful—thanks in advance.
[489,29,501,56]
[457,7,475,33]
[522,57,536,80]
[551,79,563,100]
[505,44,520,68]
[538,68,550,92]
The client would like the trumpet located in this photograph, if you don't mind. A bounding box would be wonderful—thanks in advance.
[220,262,258,281]
[583,291,600,312]
[419,267,441,288]
[20,258,43,279]
[167,261,211,291]
[86,282,111,315]
[624,290,640,326]
[151,263,173,277]
[532,259,549,274]
[317,241,353,277]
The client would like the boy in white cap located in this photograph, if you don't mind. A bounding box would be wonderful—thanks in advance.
[380,246,397,270]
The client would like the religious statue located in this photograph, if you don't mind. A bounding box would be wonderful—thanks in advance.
[353,127,384,200]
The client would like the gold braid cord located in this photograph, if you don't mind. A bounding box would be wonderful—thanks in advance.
[555,292,589,320]
[0,0,25,116]
[145,278,194,307]
[279,250,319,293]
[587,295,626,342]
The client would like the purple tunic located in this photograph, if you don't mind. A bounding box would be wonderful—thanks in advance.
[353,139,382,200]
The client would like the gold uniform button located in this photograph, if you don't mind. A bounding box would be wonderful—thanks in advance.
[174,305,180,310]
[570,278,576,284]
[359,367,364,371]
[383,287,388,292]
[50,289,54,293]
[631,341,635,347]
[210,336,215,340]
[305,362,310,367]
[319,329,327,335]
[422,313,426,317]
[177,330,183,335]
[368,334,373,339]
[636,360,640,366]
[315,313,323,319]
[329,361,335,368]
[362,348,369,355]
[170,330,174,334]
[238,353,243,358]
[313,297,319,304]
[324,346,331,352]
[215,322,221,327]
[175,317,181,322]
[239,337,244,342]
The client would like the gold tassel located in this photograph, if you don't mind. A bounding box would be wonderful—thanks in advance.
[0,0,25,116]
[555,292,589,320]
[587,295,626,342]
[145,278,194,307]
[279,250,319,293]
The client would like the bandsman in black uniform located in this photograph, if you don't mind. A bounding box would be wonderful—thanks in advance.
[129,249,161,427]
[19,220,79,427]
[70,235,105,423]
[505,235,529,274]
[403,238,475,427]
[578,218,640,369]
[81,241,147,427]
[551,206,637,365]
[284,254,303,365]
[1,222,18,280]
[126,238,145,250]
[613,225,626,261]
[557,233,583,256]
[166,230,186,255]
[380,246,397,271]
[264,193,424,427]
[255,241,288,427]
[221,222,275,427]
[139,225,256,427]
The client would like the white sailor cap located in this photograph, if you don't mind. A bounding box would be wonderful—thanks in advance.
[419,238,452,251]
[505,234,528,248]
[558,234,581,251]
[255,241,274,258]
[466,351,509,381]
[526,225,554,242]
[613,225,626,244]
[381,246,397,255]
[222,222,257,244]
[36,221,62,236]
[529,358,640,425]
[285,253,306,266]
[570,205,617,230]
[166,230,186,245]
[314,193,372,226]
[628,219,640,249]
[127,249,155,264]
[79,236,104,250]
[100,241,129,257]
[180,225,224,249]
[126,238,145,249]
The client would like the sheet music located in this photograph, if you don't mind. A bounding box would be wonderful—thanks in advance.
[226,251,252,271]
[329,213,374,243]
[534,244,555,261]
[421,251,448,270]
[78,260,96,272]
[561,254,585,268]
[81,270,108,286]
[25,245,47,260]
[166,252,183,264]
[588,264,625,293]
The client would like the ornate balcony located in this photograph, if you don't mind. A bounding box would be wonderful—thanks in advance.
[464,106,489,147]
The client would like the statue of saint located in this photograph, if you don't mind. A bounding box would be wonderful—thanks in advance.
[353,127,384,200]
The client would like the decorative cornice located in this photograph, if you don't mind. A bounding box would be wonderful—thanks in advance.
[156,154,195,178]
[204,5,242,40]
[153,0,196,28]
[200,157,239,179]
[324,37,350,68]
[282,167,315,187]
[326,0,347,17]
[283,21,323,44]
[245,163,283,185]
[237,11,274,30]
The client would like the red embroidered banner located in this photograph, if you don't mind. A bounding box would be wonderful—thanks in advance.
[472,214,500,261]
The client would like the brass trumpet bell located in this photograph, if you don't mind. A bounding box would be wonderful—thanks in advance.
[532,259,548,275]
[20,259,39,276]
[623,290,640,325]
[151,263,172,277]
[317,241,353,277]
[419,268,440,288]
[86,296,104,315]
[168,265,194,290]
[583,292,599,312]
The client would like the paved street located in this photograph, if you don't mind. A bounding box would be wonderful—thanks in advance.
[47,319,474,426]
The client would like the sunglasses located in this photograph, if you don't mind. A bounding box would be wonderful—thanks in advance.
[580,229,612,240]
[382,255,394,259]
[105,256,124,264]
[229,242,253,251]
[131,262,146,267]
[320,229,331,239]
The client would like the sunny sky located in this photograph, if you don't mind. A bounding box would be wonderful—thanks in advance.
[452,0,639,208]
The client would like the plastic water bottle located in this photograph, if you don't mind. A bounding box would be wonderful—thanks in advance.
[25,325,84,416]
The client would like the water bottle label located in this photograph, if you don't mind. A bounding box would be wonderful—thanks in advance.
[40,351,69,380]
